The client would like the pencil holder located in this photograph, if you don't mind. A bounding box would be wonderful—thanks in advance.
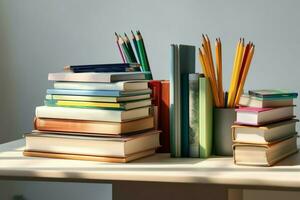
[213,108,236,156]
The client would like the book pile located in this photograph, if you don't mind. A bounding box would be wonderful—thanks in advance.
[23,63,161,163]
[233,89,299,166]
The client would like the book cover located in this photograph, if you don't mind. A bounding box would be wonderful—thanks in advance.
[249,89,298,99]
[199,76,213,158]
[188,73,200,157]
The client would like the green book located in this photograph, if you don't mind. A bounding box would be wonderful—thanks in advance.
[199,76,213,158]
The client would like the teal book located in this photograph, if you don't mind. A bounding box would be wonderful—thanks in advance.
[188,73,200,158]
[170,44,195,158]
[248,89,298,99]
[199,76,213,158]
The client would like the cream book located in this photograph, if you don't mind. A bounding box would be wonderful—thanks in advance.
[35,106,150,122]
[233,136,298,166]
[24,130,160,158]
[232,119,298,144]
[54,80,149,91]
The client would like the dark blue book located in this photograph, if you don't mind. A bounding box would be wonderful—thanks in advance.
[46,88,152,97]
[64,63,141,73]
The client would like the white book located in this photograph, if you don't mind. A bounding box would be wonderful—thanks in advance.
[54,80,149,91]
[48,72,147,83]
[35,106,150,122]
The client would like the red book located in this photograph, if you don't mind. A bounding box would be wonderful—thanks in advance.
[158,80,170,153]
[148,81,162,130]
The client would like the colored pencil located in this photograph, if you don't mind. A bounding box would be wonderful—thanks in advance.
[136,31,152,80]
[131,30,142,64]
[124,33,137,63]
[115,32,126,63]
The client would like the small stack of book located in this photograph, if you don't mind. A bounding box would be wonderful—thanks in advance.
[233,89,299,166]
[23,63,160,163]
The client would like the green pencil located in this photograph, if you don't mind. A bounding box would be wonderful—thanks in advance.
[118,36,133,63]
[136,31,153,79]
[124,33,137,63]
[131,30,142,64]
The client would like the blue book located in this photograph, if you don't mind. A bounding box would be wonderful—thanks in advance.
[46,88,152,97]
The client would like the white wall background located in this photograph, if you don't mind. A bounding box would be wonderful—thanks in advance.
[1,0,300,199]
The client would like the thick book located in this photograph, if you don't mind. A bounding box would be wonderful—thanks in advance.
[23,149,155,163]
[188,74,200,157]
[35,106,150,122]
[232,119,298,144]
[46,88,152,97]
[48,72,147,83]
[199,76,213,158]
[34,116,154,135]
[235,106,295,126]
[233,136,298,166]
[24,130,160,158]
[64,63,141,73]
[239,94,294,108]
[54,80,149,91]
[44,99,151,110]
[46,94,151,103]
[158,80,170,153]
[248,89,298,99]
[170,44,195,158]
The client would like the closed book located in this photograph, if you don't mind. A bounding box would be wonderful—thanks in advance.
[24,130,160,158]
[46,94,151,103]
[54,80,149,91]
[48,72,147,83]
[35,106,150,122]
[44,99,151,110]
[235,106,295,126]
[34,116,154,135]
[148,80,162,130]
[23,149,156,163]
[199,76,213,158]
[158,80,170,153]
[170,44,195,158]
[239,94,294,108]
[233,136,298,166]
[188,73,200,157]
[64,63,140,73]
[46,88,152,97]
[232,119,298,144]
[248,89,298,99]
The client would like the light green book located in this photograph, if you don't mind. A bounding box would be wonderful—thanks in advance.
[199,76,213,158]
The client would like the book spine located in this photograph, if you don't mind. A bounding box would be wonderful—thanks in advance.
[181,74,189,157]
[54,82,124,91]
[157,80,170,153]
[170,45,179,157]
[47,89,121,97]
[199,77,213,158]
[188,74,200,157]
[148,81,162,130]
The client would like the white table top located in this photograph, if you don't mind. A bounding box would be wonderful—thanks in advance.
[1,139,300,189]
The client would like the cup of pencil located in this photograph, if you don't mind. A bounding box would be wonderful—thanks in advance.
[199,35,255,156]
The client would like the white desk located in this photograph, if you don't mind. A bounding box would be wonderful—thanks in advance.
[1,139,300,200]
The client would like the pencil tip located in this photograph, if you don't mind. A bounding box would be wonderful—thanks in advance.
[115,32,118,37]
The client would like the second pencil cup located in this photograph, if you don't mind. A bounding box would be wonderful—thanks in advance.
[213,108,236,156]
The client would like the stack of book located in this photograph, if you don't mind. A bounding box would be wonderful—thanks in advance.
[233,90,299,166]
[23,63,160,163]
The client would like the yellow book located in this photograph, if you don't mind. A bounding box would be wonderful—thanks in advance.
[45,99,151,110]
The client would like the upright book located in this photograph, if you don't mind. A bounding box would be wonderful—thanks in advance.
[188,73,200,157]
[199,76,213,158]
[170,44,195,157]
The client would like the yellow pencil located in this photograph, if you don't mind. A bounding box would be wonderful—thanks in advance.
[199,48,208,77]
[234,44,255,105]
[228,39,242,107]
[216,38,224,107]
